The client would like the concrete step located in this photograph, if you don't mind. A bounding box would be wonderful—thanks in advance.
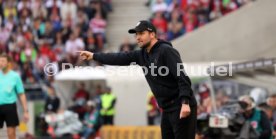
[105,0,151,52]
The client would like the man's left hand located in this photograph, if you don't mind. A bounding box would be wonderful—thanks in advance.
[179,104,191,119]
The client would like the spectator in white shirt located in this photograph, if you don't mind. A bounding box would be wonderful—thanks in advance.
[65,33,84,64]
[151,0,168,13]
[61,0,77,23]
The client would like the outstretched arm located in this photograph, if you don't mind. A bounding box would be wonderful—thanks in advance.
[78,50,140,66]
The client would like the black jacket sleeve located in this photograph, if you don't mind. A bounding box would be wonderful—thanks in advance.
[163,46,193,102]
[259,111,272,139]
[93,50,140,66]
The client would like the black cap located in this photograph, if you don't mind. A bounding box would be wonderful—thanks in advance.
[128,20,156,34]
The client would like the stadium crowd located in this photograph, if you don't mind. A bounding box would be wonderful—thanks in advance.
[0,0,112,86]
[147,0,255,41]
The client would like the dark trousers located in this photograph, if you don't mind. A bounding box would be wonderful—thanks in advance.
[102,115,114,125]
[0,103,19,128]
[161,105,197,139]
[148,116,155,125]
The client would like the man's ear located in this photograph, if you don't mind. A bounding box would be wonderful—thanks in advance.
[150,32,155,39]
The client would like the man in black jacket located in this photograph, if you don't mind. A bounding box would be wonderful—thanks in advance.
[78,20,197,139]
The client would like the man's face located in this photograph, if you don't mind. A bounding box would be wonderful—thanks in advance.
[272,98,276,108]
[0,57,8,70]
[268,97,276,109]
[135,31,154,48]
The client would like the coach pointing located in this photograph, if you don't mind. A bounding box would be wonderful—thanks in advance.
[78,20,197,139]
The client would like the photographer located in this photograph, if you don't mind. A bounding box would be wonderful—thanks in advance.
[239,95,272,139]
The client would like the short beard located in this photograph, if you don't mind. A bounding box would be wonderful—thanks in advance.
[142,41,151,48]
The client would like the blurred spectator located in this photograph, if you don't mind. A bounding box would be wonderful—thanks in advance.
[3,1,17,20]
[61,0,77,24]
[151,0,168,13]
[167,9,184,41]
[119,37,136,52]
[102,0,113,12]
[151,11,168,40]
[197,13,208,27]
[89,12,107,52]
[77,0,89,13]
[100,87,116,125]
[73,82,90,102]
[75,10,89,33]
[45,86,60,113]
[84,29,96,52]
[45,109,82,138]
[0,27,11,47]
[147,91,160,125]
[239,95,272,139]
[86,1,97,20]
[34,52,48,80]
[20,42,37,64]
[41,20,55,44]
[20,42,37,63]
[209,6,223,21]
[21,62,37,83]
[267,94,276,137]
[32,0,47,19]
[92,0,108,20]
[71,82,90,120]
[222,0,238,14]
[65,33,84,65]
[0,0,3,22]
[93,85,103,111]
[17,0,31,12]
[183,8,198,33]
[215,89,229,109]
[258,103,273,122]
[197,84,212,114]
[89,12,106,35]
[167,0,180,13]
[82,100,100,139]
[50,13,62,33]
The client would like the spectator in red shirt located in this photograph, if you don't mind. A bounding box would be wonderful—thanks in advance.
[151,11,168,40]
[73,82,90,102]
[183,8,198,33]
[147,91,160,125]
[72,82,90,120]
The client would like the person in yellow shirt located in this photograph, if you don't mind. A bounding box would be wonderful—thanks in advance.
[100,87,116,125]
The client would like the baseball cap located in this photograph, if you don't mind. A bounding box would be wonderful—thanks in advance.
[128,20,156,34]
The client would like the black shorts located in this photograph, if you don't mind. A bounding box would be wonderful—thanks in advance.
[0,103,19,128]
